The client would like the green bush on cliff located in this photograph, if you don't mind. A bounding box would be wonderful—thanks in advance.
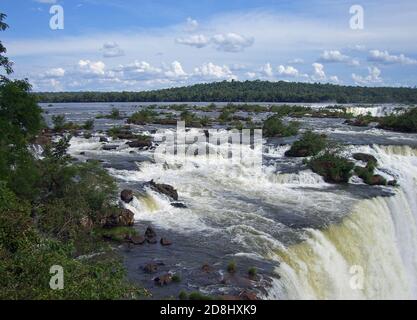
[308,151,354,183]
[263,115,300,137]
[285,131,328,157]
[377,107,417,132]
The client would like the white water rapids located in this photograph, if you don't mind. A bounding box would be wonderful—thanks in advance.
[69,130,417,300]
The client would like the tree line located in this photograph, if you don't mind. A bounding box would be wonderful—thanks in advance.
[35,80,417,104]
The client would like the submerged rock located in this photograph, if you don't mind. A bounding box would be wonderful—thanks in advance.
[120,189,134,203]
[154,274,172,286]
[143,263,158,274]
[145,226,157,244]
[171,202,187,208]
[148,180,178,201]
[160,238,172,246]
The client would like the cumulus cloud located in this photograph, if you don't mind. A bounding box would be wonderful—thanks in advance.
[175,34,210,48]
[176,32,254,52]
[368,50,417,65]
[352,66,383,85]
[193,62,236,80]
[211,33,254,52]
[312,63,326,80]
[42,67,65,78]
[319,50,349,63]
[277,65,300,77]
[260,63,273,77]
[164,61,187,78]
[78,60,106,76]
[319,50,359,66]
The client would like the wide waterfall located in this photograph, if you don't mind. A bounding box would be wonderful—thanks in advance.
[270,145,417,299]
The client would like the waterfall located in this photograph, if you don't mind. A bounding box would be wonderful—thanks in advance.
[269,145,417,299]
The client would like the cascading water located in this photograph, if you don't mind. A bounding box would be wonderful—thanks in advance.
[270,145,417,299]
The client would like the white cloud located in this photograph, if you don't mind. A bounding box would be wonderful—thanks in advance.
[211,33,254,52]
[78,60,106,76]
[193,62,236,80]
[277,65,299,77]
[368,50,417,65]
[176,32,254,52]
[165,61,187,78]
[352,66,383,85]
[175,34,210,48]
[312,63,326,80]
[319,50,349,63]
[43,67,65,78]
[260,63,273,77]
[184,17,199,32]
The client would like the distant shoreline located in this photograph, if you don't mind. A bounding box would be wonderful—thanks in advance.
[33,80,417,104]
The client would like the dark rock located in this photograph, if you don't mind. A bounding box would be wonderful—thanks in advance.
[103,209,135,227]
[130,235,145,245]
[102,144,118,151]
[388,180,398,186]
[120,189,134,203]
[285,148,310,157]
[145,226,157,239]
[171,202,187,208]
[345,118,370,127]
[154,274,172,286]
[239,291,259,301]
[143,263,158,274]
[160,238,172,246]
[147,237,157,244]
[126,139,152,149]
[79,152,86,155]
[353,153,377,164]
[201,263,214,273]
[148,180,178,201]
[99,136,109,143]
[368,175,387,186]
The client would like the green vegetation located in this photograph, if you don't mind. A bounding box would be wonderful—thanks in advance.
[0,14,142,299]
[178,290,188,300]
[171,274,181,283]
[377,107,417,132]
[227,260,237,274]
[96,107,123,120]
[263,115,300,137]
[308,151,355,183]
[248,267,257,278]
[127,108,158,125]
[285,131,328,157]
[34,80,417,104]
[188,292,214,300]
[83,119,95,131]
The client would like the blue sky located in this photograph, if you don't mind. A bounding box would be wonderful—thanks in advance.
[1,0,417,91]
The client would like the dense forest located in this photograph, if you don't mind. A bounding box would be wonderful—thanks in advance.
[35,80,417,104]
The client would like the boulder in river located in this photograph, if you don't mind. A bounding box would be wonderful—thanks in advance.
[129,235,146,245]
[353,153,378,164]
[126,139,152,149]
[143,263,158,274]
[103,209,135,228]
[120,189,134,203]
[145,226,157,244]
[99,136,109,143]
[148,180,178,201]
[171,202,187,208]
[368,175,387,186]
[160,238,172,246]
[154,274,172,286]
[102,144,118,151]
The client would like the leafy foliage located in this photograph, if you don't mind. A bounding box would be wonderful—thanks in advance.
[285,131,328,157]
[263,115,300,137]
[308,151,355,183]
[377,107,417,132]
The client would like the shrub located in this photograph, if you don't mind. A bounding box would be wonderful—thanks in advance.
[377,107,417,132]
[127,108,157,124]
[308,151,354,183]
[83,119,95,130]
[263,115,300,137]
[227,260,237,274]
[172,274,181,283]
[178,291,188,300]
[285,131,328,157]
[248,267,257,278]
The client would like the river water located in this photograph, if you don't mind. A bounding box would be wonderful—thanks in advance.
[41,102,417,299]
